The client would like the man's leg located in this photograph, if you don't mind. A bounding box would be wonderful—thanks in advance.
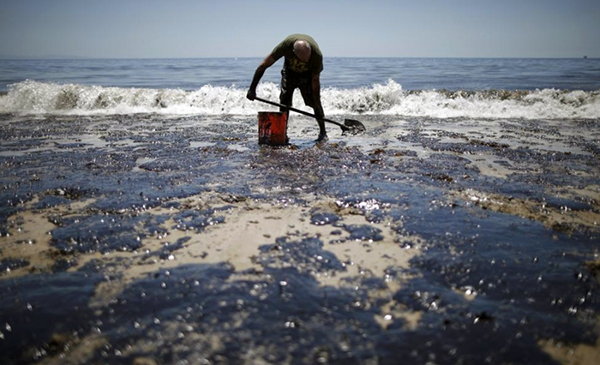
[299,82,327,142]
[279,69,297,144]
[279,68,295,110]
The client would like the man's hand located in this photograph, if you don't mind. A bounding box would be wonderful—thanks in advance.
[246,89,256,101]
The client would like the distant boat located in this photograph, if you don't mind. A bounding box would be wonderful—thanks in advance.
[583,55,588,59]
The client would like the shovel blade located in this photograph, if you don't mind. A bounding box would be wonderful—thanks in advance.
[342,119,367,135]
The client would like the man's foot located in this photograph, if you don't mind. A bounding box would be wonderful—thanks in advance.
[315,133,328,143]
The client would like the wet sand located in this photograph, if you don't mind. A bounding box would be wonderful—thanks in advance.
[1,113,599,364]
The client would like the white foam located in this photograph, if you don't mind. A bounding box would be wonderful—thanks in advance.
[0,79,598,119]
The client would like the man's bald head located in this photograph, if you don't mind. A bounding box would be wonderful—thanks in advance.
[293,40,312,63]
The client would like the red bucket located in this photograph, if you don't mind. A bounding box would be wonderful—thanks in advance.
[258,111,288,146]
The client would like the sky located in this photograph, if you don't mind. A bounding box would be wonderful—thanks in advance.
[0,0,599,59]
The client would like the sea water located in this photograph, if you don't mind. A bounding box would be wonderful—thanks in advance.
[0,57,599,119]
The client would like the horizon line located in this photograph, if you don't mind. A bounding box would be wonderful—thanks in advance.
[0,55,597,61]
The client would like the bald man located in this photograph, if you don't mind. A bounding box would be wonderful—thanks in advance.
[247,34,327,142]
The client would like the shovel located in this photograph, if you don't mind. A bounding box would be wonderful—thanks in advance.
[254,97,366,135]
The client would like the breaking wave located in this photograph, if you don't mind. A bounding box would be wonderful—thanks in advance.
[1,79,599,119]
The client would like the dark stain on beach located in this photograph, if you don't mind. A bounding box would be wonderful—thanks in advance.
[1,114,599,364]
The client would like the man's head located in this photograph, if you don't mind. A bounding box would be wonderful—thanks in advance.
[293,40,311,63]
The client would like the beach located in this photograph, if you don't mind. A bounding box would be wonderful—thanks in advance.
[0,109,598,364]
[1,57,600,364]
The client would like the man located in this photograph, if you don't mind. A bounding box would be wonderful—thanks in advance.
[247,34,327,142]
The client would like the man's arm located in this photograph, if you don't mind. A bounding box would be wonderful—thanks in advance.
[247,54,277,100]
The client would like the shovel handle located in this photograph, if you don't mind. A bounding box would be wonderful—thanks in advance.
[253,97,348,130]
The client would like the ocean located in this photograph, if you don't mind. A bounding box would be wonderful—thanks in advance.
[1,58,599,364]
[1,57,599,118]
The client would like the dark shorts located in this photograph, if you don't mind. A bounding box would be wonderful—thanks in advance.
[279,68,315,110]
